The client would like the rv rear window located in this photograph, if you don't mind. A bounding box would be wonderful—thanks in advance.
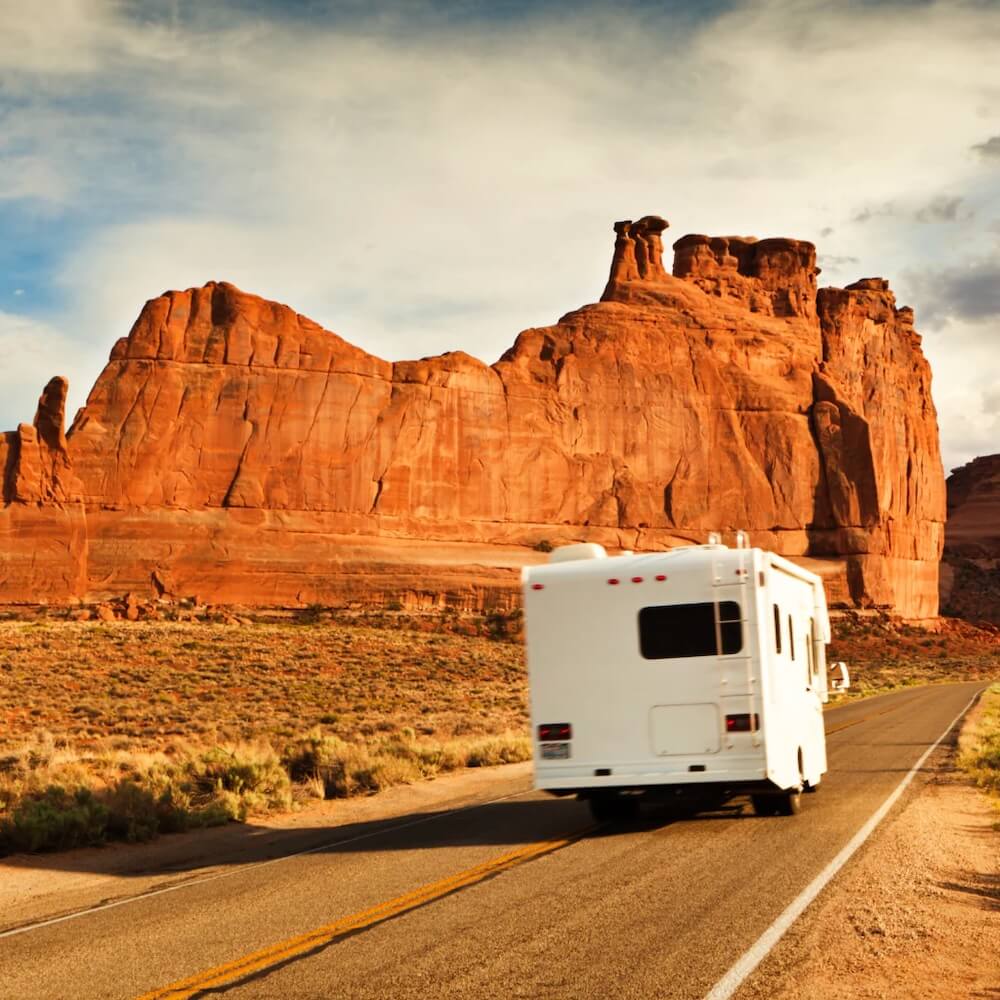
[638,602,743,660]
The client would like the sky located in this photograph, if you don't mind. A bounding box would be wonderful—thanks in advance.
[1,0,998,474]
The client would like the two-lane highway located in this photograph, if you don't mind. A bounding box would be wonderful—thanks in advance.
[0,682,985,999]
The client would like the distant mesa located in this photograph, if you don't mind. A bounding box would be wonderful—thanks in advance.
[0,214,944,618]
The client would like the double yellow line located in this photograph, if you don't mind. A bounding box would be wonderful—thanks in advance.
[137,831,588,1000]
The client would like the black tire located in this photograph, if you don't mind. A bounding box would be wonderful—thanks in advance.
[775,787,803,816]
[804,780,819,794]
[588,792,641,824]
[751,794,778,817]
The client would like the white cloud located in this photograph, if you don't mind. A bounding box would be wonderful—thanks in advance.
[921,316,1000,471]
[2,0,1000,474]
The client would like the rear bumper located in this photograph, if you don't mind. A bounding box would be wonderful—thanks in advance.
[535,757,767,793]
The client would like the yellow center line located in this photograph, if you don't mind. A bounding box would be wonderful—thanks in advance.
[824,699,908,736]
[135,829,592,1000]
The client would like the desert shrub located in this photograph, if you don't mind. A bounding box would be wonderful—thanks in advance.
[464,735,532,768]
[484,608,523,642]
[532,539,553,553]
[176,744,293,819]
[2,723,532,853]
[297,604,327,625]
[103,779,160,843]
[0,786,108,853]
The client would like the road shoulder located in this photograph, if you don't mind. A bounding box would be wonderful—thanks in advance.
[740,705,1000,1000]
[0,761,533,934]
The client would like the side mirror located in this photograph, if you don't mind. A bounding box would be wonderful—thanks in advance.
[829,661,850,692]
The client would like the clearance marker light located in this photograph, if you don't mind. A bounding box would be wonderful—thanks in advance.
[531,583,544,591]
[607,578,620,585]
[655,574,667,582]
[631,576,643,584]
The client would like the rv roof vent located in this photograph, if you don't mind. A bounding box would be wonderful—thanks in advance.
[548,542,608,564]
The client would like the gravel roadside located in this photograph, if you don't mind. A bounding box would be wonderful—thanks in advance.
[739,696,1000,1000]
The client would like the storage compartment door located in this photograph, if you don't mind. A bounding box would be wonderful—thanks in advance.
[649,703,721,756]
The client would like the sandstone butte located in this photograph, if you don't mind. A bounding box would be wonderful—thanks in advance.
[940,453,1000,624]
[0,215,946,618]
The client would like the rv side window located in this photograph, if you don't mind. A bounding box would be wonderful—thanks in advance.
[808,618,819,679]
[788,615,796,660]
[638,602,743,659]
[773,605,782,654]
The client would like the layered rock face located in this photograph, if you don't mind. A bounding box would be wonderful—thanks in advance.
[0,215,945,616]
[941,455,1000,623]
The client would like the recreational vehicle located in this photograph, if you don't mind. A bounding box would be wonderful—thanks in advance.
[521,536,849,821]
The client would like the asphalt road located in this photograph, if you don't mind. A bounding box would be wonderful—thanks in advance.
[0,681,985,1000]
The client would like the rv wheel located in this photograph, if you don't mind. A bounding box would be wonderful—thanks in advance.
[751,794,779,817]
[588,793,640,824]
[751,791,802,816]
[775,788,803,816]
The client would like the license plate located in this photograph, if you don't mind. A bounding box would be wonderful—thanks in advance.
[540,742,570,760]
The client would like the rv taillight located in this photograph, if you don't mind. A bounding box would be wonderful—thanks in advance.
[531,583,544,591]
[538,723,572,741]
[725,713,759,733]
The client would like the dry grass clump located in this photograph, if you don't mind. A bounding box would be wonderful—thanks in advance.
[282,727,529,799]
[958,683,1000,812]
[0,725,530,855]
[0,734,293,853]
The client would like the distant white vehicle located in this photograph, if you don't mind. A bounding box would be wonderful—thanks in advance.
[522,536,849,822]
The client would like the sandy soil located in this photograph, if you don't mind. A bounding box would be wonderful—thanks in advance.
[741,703,1000,1000]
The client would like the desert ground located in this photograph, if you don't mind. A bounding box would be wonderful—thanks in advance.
[1,608,998,853]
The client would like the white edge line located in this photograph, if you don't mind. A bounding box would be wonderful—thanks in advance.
[0,785,534,942]
[702,687,984,1000]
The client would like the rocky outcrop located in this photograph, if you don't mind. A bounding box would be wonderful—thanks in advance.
[670,233,819,320]
[941,455,1000,624]
[0,378,87,601]
[0,215,946,616]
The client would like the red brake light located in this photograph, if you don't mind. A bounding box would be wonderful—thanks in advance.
[538,723,572,741]
[725,713,759,733]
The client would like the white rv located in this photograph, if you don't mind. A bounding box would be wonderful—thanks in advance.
[521,537,849,821]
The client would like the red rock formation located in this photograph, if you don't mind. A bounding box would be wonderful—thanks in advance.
[945,455,1000,558]
[0,378,87,601]
[940,455,1000,624]
[0,216,946,617]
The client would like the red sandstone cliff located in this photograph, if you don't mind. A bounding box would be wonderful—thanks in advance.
[0,378,87,601]
[0,215,946,616]
[940,455,1000,624]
